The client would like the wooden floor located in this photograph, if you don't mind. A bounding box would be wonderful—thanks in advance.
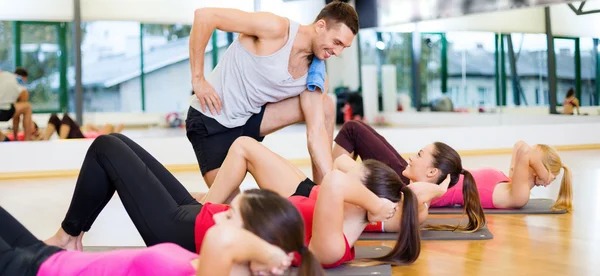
[368,150,600,276]
[0,149,598,275]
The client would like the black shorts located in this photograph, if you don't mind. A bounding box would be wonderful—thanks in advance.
[185,106,266,175]
[291,178,317,198]
[0,104,15,121]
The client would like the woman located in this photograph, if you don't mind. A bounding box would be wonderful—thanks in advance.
[199,136,424,267]
[42,113,124,140]
[562,88,580,115]
[0,203,301,276]
[6,113,124,141]
[43,133,322,276]
[333,121,572,221]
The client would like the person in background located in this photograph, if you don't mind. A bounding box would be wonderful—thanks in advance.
[562,88,580,115]
[0,67,35,141]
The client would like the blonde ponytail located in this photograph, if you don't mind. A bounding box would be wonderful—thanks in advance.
[551,165,573,212]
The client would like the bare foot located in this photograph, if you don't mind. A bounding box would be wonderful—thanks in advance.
[44,228,83,251]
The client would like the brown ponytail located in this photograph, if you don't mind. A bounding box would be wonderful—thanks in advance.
[297,247,325,276]
[372,186,421,264]
[423,170,486,232]
[422,142,487,232]
[362,160,421,265]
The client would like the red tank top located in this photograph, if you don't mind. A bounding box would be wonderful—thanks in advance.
[193,202,229,253]
[287,186,356,268]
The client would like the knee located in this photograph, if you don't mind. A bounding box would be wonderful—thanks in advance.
[230,136,256,156]
[108,133,126,140]
[16,102,32,113]
[91,135,120,152]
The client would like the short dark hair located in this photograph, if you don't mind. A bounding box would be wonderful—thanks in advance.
[14,67,28,78]
[314,1,359,35]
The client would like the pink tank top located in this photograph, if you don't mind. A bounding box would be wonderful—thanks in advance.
[37,243,197,276]
[83,131,102,139]
[430,168,510,209]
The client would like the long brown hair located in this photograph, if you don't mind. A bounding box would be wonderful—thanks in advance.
[239,189,324,276]
[422,142,486,232]
[537,144,573,212]
[361,160,421,265]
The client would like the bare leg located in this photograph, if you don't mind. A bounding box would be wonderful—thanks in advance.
[114,123,125,133]
[84,123,100,132]
[100,124,115,135]
[196,168,237,204]
[260,94,336,185]
[59,124,71,139]
[203,137,306,204]
[332,144,355,160]
[42,124,56,140]
[12,102,33,141]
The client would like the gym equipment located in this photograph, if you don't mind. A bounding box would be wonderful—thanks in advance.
[165,112,183,128]
[429,96,454,112]
[428,198,567,214]
[358,218,494,241]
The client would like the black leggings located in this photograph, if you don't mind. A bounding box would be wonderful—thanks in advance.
[334,120,411,185]
[61,133,202,252]
[0,206,63,276]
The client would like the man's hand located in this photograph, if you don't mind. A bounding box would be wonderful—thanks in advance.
[193,78,222,115]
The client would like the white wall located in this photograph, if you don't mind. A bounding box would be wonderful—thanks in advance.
[0,0,255,23]
[385,110,600,127]
[378,6,546,34]
[2,121,599,174]
[261,0,324,24]
[0,0,73,21]
[550,1,600,37]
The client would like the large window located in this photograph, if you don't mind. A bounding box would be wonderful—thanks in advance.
[75,21,141,112]
[360,30,412,110]
[446,31,496,108]
[580,38,597,106]
[381,32,412,97]
[503,33,548,107]
[20,23,65,112]
[142,23,193,113]
[420,33,444,107]
[553,38,576,106]
[0,21,14,71]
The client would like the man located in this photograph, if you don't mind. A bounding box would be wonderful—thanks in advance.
[0,68,34,141]
[186,1,359,195]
